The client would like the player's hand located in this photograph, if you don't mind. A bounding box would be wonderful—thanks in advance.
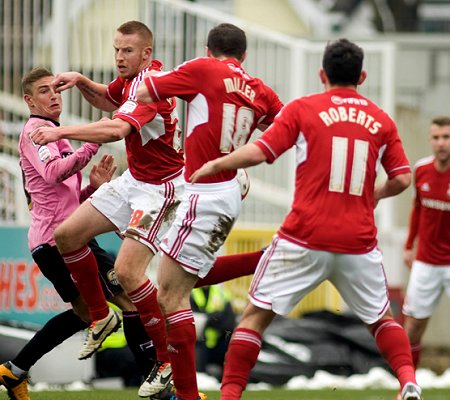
[30,126,60,145]
[403,249,414,269]
[189,160,220,183]
[51,72,81,92]
[89,154,117,189]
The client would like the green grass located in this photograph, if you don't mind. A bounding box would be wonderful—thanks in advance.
[17,388,450,400]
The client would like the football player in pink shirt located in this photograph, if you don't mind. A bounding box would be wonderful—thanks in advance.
[0,67,155,399]
[402,116,450,374]
[137,23,283,400]
[190,39,422,400]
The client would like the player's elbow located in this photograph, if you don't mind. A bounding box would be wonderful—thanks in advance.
[392,172,411,192]
[109,121,130,141]
[42,162,65,184]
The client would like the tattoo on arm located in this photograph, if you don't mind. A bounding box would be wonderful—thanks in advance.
[78,82,103,100]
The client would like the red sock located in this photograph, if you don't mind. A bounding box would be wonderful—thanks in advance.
[62,246,108,321]
[372,319,416,389]
[166,310,198,400]
[221,328,262,400]
[195,251,263,288]
[128,280,169,362]
[410,342,422,370]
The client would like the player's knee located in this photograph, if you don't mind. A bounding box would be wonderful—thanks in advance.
[54,222,86,252]
[53,224,72,251]
[114,263,128,286]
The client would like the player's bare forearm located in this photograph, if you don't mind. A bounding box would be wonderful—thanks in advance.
[31,119,130,145]
[190,143,266,183]
[374,172,411,201]
[52,72,116,112]
[77,81,117,112]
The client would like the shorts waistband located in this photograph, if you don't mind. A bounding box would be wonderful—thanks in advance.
[185,178,239,193]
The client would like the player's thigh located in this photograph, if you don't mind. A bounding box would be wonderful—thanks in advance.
[249,237,333,316]
[161,180,241,278]
[57,200,117,247]
[90,171,136,233]
[330,248,389,325]
[124,173,185,254]
[403,261,445,319]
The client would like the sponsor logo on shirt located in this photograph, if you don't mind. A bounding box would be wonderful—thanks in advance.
[421,198,450,211]
[331,96,368,106]
[119,100,137,114]
[38,146,51,163]
[420,182,431,192]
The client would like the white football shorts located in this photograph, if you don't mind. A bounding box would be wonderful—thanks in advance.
[402,260,450,319]
[90,169,185,254]
[160,178,241,278]
[249,236,390,325]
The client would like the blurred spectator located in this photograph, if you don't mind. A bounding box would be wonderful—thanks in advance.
[191,285,236,380]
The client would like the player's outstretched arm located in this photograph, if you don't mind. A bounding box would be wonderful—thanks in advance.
[52,72,116,112]
[189,143,267,183]
[30,118,131,145]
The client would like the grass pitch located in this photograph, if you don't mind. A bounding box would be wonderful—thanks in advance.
[18,388,450,400]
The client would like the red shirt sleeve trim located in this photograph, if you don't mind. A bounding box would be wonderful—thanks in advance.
[254,139,277,164]
[386,165,411,179]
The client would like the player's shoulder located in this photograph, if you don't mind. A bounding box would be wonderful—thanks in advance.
[175,56,209,71]
[22,117,55,137]
[414,156,434,170]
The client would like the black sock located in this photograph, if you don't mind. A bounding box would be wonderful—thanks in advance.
[12,310,88,371]
[122,311,156,377]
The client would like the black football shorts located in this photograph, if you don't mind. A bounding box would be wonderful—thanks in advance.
[31,238,123,303]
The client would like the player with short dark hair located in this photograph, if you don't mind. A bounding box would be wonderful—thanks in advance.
[190,38,422,400]
[0,67,155,400]
[137,22,283,400]
[401,116,450,375]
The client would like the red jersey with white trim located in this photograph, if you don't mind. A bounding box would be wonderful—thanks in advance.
[145,57,283,183]
[255,88,411,254]
[404,157,450,265]
[109,60,184,184]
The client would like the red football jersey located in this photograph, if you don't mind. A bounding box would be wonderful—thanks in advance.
[405,157,450,265]
[255,87,411,254]
[145,57,283,183]
[109,60,184,184]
